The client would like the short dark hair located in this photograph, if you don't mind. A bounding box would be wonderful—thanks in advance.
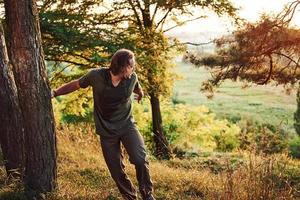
[109,49,135,75]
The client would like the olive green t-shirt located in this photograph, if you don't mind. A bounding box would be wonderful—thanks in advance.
[79,68,140,136]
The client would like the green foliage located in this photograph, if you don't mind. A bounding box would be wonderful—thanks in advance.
[39,0,138,102]
[133,101,240,153]
[133,31,180,98]
[289,136,300,159]
[213,130,240,152]
[61,112,94,124]
[294,85,300,135]
[38,0,238,114]
[38,1,239,159]
[52,84,93,124]
[40,4,115,70]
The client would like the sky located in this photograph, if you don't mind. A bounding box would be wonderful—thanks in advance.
[167,0,300,42]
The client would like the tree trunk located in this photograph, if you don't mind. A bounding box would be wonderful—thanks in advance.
[4,0,57,194]
[0,24,25,178]
[149,93,171,159]
[142,10,171,159]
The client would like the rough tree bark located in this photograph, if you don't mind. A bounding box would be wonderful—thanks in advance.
[4,0,57,193]
[0,23,25,178]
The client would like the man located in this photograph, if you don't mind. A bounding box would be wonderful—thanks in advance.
[52,49,155,200]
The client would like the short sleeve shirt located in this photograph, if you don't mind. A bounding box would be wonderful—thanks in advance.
[79,68,140,136]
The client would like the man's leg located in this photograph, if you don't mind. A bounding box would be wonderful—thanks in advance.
[100,136,137,200]
[121,126,155,200]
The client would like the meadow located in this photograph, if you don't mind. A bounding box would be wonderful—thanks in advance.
[173,58,297,135]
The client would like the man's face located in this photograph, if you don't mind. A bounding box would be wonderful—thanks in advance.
[122,58,135,79]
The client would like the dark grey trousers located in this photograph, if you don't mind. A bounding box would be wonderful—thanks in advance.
[100,125,153,200]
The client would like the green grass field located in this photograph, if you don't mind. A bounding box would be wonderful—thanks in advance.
[173,58,297,135]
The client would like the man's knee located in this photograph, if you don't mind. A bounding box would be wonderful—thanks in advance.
[129,154,148,166]
[110,168,127,180]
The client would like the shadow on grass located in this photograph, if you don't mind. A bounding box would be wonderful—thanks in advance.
[0,179,26,200]
[0,191,26,200]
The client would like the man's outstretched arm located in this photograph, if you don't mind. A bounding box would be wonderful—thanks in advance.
[52,80,80,98]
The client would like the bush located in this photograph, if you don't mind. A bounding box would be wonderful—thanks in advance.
[255,127,288,154]
[133,101,240,154]
[289,136,300,159]
[238,119,288,154]
[213,130,240,152]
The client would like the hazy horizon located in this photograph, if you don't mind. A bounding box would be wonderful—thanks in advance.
[167,0,300,44]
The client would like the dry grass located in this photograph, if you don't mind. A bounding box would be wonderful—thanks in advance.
[0,123,299,200]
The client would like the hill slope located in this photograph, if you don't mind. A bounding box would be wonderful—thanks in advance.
[1,124,299,200]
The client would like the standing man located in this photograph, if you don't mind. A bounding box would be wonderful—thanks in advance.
[52,49,155,200]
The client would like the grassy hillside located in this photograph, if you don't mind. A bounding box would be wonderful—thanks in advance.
[0,124,299,200]
[173,58,297,134]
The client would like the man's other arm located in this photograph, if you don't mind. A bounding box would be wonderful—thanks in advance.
[133,85,144,103]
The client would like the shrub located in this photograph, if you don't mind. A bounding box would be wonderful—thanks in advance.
[213,130,240,152]
[255,127,288,154]
[289,136,300,159]
[238,119,288,154]
[133,101,240,154]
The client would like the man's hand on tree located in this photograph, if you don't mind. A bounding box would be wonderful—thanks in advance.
[51,90,57,98]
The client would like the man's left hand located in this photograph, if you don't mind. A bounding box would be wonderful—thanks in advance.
[134,89,144,103]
